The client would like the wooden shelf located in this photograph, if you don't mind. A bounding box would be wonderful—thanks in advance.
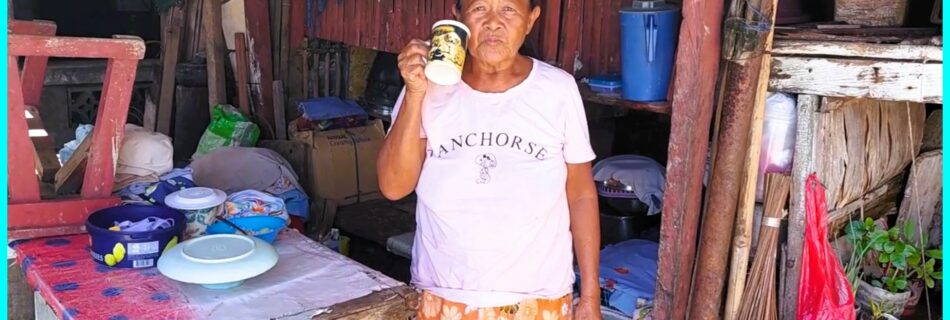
[578,83,672,115]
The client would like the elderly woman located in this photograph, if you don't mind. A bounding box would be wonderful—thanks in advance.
[377,0,601,319]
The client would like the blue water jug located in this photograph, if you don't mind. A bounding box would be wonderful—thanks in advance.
[619,0,681,102]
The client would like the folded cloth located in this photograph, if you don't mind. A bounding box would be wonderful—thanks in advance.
[189,147,303,195]
[116,168,196,206]
[58,124,94,165]
[592,155,667,215]
[110,217,176,232]
[292,115,368,132]
[297,97,367,121]
[113,173,159,192]
[223,190,290,222]
[117,124,174,177]
[575,239,659,317]
[273,188,310,221]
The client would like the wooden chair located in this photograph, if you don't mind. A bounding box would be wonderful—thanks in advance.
[8,20,145,239]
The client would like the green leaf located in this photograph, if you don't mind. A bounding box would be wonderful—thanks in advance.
[892,254,908,270]
[903,220,916,240]
[869,232,888,250]
[932,271,942,280]
[895,279,908,290]
[925,277,935,288]
[926,249,942,259]
[926,258,936,269]
[846,221,865,235]
[907,252,922,266]
[879,253,891,264]
[865,217,875,227]
[888,227,900,239]
[883,242,896,253]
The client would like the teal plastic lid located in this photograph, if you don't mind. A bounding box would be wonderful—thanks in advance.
[590,75,623,88]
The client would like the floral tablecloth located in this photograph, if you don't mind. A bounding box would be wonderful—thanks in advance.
[12,229,402,320]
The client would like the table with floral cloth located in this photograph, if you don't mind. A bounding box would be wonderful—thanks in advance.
[11,229,415,320]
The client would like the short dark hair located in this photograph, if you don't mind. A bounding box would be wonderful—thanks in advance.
[455,0,542,10]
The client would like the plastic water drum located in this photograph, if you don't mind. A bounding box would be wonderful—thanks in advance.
[619,0,680,102]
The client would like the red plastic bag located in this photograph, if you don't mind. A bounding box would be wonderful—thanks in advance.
[796,173,856,320]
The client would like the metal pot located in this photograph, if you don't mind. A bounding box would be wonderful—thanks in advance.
[600,212,638,246]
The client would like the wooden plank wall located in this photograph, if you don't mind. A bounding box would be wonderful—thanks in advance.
[307,0,663,77]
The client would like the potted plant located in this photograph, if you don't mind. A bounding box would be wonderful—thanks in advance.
[844,218,943,317]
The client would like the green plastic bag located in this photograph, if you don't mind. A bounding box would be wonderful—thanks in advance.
[192,104,261,159]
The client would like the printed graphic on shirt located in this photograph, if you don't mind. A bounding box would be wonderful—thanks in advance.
[426,131,551,161]
[474,154,497,184]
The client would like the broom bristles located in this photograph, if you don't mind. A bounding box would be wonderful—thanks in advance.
[737,173,791,320]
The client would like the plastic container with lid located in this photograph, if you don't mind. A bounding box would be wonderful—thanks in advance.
[85,204,186,269]
[588,75,624,94]
[619,0,681,102]
[166,187,227,239]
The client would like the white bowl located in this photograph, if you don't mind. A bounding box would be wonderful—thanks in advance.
[157,234,278,289]
[165,187,228,239]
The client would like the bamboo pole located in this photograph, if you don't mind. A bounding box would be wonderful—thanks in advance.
[723,0,780,318]
[652,0,727,317]
[688,0,779,317]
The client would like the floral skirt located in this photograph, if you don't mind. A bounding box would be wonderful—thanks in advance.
[416,291,573,320]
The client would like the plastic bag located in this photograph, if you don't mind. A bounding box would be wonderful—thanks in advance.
[192,105,260,160]
[797,173,856,320]
[755,93,797,201]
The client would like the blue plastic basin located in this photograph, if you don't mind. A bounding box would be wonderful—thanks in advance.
[206,216,287,243]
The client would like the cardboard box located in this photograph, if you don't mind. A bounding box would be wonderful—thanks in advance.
[293,119,384,206]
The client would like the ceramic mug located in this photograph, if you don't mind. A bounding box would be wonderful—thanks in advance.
[181,205,222,239]
[425,20,470,86]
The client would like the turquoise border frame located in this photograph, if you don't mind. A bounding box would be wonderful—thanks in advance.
[2,2,11,319]
[941,0,948,316]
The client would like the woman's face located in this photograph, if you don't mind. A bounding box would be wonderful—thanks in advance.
[457,0,540,64]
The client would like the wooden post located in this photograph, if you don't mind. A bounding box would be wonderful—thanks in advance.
[781,94,818,319]
[652,0,726,318]
[688,0,778,317]
[895,150,943,246]
[273,80,287,140]
[235,32,252,115]
[157,6,184,136]
[723,1,780,318]
[539,0,562,63]
[203,0,227,108]
[557,0,582,73]
[279,0,291,82]
[287,0,306,102]
[244,0,277,138]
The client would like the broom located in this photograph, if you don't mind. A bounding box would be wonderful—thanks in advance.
[737,173,791,320]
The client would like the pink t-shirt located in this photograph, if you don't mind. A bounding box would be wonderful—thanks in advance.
[389,58,596,308]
